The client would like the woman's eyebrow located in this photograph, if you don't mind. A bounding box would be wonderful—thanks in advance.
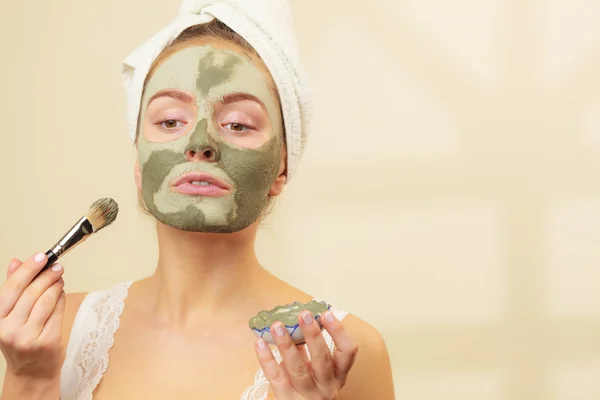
[148,89,195,104]
[221,93,266,109]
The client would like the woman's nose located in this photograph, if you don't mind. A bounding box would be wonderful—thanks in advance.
[185,145,218,162]
[184,119,219,162]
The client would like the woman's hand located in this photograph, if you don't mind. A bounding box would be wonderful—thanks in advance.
[0,253,66,399]
[254,310,358,400]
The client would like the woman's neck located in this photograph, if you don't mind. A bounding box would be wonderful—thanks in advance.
[140,221,272,327]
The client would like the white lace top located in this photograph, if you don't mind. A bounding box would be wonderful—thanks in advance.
[59,281,349,400]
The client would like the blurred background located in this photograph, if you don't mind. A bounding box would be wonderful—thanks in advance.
[1,0,599,399]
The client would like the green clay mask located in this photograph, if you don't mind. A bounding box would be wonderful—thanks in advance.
[137,45,283,233]
[249,301,331,331]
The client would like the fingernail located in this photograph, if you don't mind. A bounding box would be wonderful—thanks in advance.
[324,311,334,323]
[302,312,313,325]
[274,324,286,337]
[51,264,63,272]
[257,338,267,350]
[34,253,46,263]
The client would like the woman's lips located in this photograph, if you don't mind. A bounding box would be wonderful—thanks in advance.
[170,172,232,197]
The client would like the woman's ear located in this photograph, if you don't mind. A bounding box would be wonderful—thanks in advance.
[269,153,287,196]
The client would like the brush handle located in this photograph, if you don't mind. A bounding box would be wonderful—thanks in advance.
[39,250,59,274]
[35,216,93,278]
[36,216,92,277]
[43,250,59,271]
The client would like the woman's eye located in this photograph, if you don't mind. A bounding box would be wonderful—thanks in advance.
[160,120,184,129]
[224,123,251,133]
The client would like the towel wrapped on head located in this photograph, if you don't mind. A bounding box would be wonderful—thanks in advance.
[122,0,311,181]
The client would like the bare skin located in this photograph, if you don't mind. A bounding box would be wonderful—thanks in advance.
[0,255,65,400]
[61,221,395,399]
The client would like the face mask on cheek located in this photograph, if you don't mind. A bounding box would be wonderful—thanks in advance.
[136,45,283,233]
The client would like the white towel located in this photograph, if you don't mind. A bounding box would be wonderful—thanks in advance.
[121,0,311,181]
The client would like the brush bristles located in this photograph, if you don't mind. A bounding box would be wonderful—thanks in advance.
[87,198,119,232]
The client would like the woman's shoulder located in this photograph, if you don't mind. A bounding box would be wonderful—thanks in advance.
[284,283,395,398]
[335,314,395,399]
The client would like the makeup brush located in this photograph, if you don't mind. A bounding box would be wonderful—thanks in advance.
[40,198,119,272]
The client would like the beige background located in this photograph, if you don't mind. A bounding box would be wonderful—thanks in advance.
[1,0,600,399]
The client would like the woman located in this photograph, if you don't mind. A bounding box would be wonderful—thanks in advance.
[0,1,395,399]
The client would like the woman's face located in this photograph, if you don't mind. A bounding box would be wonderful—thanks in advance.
[135,42,285,233]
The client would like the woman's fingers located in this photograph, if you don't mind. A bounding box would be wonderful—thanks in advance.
[25,279,65,338]
[6,259,22,279]
[8,263,63,326]
[271,321,318,395]
[321,311,358,385]
[253,311,360,399]
[255,338,294,399]
[296,343,310,361]
[0,253,50,318]
[0,258,67,382]
[300,311,335,386]
[37,290,66,345]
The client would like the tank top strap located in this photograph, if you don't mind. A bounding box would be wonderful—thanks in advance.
[60,281,132,400]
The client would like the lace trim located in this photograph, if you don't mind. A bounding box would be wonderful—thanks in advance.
[240,307,350,400]
[72,281,132,400]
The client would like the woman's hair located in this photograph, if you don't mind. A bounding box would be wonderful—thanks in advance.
[136,20,284,218]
